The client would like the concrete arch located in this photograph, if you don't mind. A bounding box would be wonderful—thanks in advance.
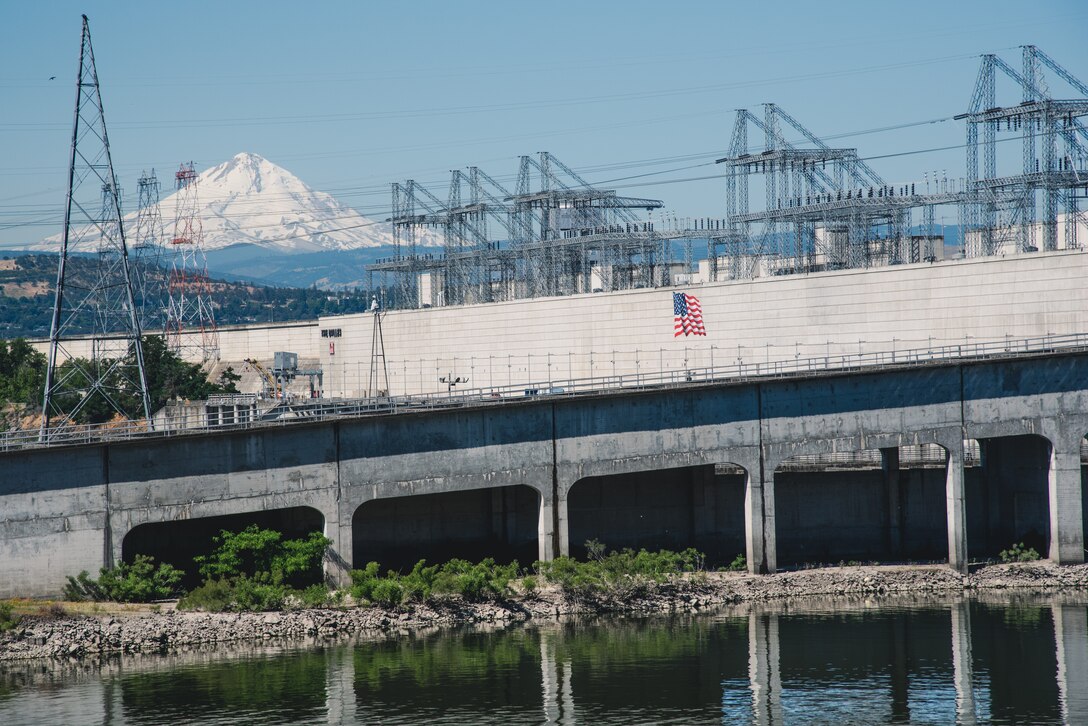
[109,487,341,575]
[554,446,761,560]
[350,484,543,573]
[565,461,749,564]
[772,445,950,568]
[120,505,326,589]
[966,433,1055,562]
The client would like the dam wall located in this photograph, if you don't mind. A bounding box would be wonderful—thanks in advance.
[28,249,1088,399]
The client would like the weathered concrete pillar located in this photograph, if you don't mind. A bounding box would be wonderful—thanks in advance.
[1053,604,1088,725]
[950,601,978,726]
[881,447,903,560]
[325,501,352,587]
[556,486,571,558]
[745,461,777,575]
[944,440,969,573]
[1044,428,1086,564]
[748,612,783,725]
[538,489,558,562]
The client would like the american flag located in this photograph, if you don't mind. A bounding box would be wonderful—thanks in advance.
[673,292,706,337]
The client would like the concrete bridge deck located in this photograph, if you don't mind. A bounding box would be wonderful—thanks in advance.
[2,347,1087,597]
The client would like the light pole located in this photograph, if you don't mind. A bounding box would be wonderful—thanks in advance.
[439,373,468,396]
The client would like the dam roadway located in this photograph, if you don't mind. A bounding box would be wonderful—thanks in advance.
[2,345,1088,598]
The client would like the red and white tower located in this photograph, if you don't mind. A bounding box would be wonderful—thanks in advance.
[165,162,219,361]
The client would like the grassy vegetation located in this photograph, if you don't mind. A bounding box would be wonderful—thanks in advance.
[534,543,707,599]
[348,558,522,607]
[61,532,710,613]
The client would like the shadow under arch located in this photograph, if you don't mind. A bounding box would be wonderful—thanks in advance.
[566,462,747,564]
[352,485,541,573]
[967,433,1054,560]
[773,444,952,568]
[121,506,326,589]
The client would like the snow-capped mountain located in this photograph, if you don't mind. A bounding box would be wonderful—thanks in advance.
[35,152,439,254]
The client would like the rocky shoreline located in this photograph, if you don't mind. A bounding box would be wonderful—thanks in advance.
[3,562,1087,662]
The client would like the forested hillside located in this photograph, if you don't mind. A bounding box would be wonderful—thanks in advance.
[0,253,375,339]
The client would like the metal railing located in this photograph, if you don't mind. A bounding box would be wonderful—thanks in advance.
[6,331,1088,453]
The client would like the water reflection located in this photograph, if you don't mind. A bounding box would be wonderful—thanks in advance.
[0,597,1085,725]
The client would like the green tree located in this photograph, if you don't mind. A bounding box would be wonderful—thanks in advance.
[194,525,330,588]
[50,335,241,424]
[0,338,46,407]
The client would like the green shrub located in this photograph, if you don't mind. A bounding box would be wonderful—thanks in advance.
[64,555,185,602]
[348,558,521,607]
[349,562,384,602]
[194,526,330,588]
[521,576,538,596]
[1000,542,1041,563]
[232,576,288,612]
[178,579,235,612]
[727,554,747,572]
[400,560,439,602]
[585,538,607,561]
[298,584,330,608]
[369,578,404,608]
[0,602,20,632]
[175,526,332,612]
[432,558,518,601]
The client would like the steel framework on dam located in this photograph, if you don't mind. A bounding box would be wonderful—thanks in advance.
[368,152,724,307]
[718,46,1088,279]
[369,47,1088,308]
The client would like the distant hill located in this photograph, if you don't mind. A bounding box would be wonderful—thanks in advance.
[0,253,377,339]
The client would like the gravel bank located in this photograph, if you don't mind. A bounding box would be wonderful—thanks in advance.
[3,562,1087,662]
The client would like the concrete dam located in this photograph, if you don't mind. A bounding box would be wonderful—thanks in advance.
[2,346,1087,598]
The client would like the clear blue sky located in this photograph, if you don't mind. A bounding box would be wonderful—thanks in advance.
[2,0,1085,247]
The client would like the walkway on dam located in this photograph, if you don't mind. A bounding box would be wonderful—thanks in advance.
[9,331,1088,452]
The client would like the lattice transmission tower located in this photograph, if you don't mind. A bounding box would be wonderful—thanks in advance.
[165,162,219,361]
[132,169,165,330]
[40,15,152,439]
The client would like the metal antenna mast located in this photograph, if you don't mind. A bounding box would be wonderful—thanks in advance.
[165,162,219,361]
[40,15,152,439]
[367,297,389,397]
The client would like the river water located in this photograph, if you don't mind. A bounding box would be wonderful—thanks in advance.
[2,596,1086,725]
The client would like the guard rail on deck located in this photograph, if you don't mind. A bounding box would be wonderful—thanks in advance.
[6,332,1088,453]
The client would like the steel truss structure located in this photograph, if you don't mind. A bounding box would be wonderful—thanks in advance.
[370,152,719,307]
[717,48,1087,280]
[132,168,165,330]
[960,45,1088,256]
[164,162,219,361]
[40,15,153,439]
[719,103,963,278]
[371,49,1087,307]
